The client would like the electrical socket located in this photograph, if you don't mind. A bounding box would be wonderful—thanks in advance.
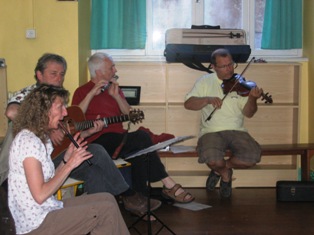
[26,29,36,39]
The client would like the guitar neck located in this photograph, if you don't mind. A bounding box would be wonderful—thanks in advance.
[52,106,144,160]
[105,114,130,125]
[74,114,130,131]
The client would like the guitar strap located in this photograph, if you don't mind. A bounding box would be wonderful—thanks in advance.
[112,122,131,160]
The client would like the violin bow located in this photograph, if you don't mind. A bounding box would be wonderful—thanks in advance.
[206,57,255,121]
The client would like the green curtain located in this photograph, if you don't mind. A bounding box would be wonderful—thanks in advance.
[261,0,302,49]
[90,0,146,49]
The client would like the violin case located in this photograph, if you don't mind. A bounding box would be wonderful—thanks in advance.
[164,28,251,64]
[276,180,314,202]
[165,28,247,45]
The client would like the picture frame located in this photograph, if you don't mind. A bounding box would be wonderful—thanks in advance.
[119,86,141,105]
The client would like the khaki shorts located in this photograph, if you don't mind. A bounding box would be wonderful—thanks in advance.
[197,130,261,164]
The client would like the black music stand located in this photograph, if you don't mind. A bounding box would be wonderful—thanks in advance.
[125,136,194,235]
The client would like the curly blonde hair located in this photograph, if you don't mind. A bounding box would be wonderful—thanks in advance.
[13,84,69,143]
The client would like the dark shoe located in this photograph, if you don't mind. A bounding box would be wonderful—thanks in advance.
[206,170,221,191]
[219,169,233,198]
[122,192,162,216]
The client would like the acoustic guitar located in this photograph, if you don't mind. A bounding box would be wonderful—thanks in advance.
[51,105,144,159]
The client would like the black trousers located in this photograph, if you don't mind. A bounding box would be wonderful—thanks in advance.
[93,130,169,194]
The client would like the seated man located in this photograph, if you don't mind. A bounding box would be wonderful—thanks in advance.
[2,53,161,218]
[72,52,195,204]
[184,48,262,198]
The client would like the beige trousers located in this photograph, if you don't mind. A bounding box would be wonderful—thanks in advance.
[26,193,130,235]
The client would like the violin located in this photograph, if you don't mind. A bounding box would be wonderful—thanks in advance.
[206,57,273,121]
[221,74,273,104]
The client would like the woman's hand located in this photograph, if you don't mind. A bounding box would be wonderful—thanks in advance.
[63,132,92,167]
[66,146,93,169]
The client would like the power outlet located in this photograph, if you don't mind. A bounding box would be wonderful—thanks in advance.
[26,29,36,39]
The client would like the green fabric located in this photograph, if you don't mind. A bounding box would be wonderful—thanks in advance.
[261,0,302,49]
[90,0,146,49]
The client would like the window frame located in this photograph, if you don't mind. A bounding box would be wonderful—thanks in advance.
[94,0,303,61]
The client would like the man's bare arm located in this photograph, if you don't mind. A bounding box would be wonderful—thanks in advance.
[5,103,20,121]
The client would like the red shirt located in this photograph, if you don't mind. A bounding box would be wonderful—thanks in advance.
[72,81,126,143]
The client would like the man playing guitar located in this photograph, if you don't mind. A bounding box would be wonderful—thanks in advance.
[2,53,161,220]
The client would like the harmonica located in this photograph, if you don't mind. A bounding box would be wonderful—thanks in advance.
[101,75,119,92]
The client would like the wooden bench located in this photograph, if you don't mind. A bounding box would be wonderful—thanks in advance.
[159,143,314,181]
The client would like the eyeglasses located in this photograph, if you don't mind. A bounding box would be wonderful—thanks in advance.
[215,62,237,70]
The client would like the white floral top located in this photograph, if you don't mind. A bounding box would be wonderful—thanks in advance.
[8,129,63,234]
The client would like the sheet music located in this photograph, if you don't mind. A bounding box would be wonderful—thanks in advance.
[125,135,195,160]
[113,158,130,167]
[170,145,196,153]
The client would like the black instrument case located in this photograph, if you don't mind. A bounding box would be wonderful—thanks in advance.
[276,180,314,202]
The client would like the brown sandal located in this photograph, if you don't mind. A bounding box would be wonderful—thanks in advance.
[162,184,195,204]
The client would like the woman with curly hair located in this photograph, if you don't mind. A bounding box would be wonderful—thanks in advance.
[8,84,129,235]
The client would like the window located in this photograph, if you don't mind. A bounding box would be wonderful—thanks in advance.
[95,0,302,60]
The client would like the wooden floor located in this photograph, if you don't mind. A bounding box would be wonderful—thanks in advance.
[2,185,314,235]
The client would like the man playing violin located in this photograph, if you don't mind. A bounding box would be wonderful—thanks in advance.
[184,48,262,198]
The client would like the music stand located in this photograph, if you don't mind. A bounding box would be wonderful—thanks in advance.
[125,136,194,235]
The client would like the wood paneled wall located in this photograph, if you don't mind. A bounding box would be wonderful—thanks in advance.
[118,62,301,187]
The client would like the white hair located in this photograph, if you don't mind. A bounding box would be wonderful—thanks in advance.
[88,52,113,78]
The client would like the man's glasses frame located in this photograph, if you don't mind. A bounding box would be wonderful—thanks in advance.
[214,62,238,70]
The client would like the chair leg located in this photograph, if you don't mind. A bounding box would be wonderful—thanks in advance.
[57,189,62,200]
